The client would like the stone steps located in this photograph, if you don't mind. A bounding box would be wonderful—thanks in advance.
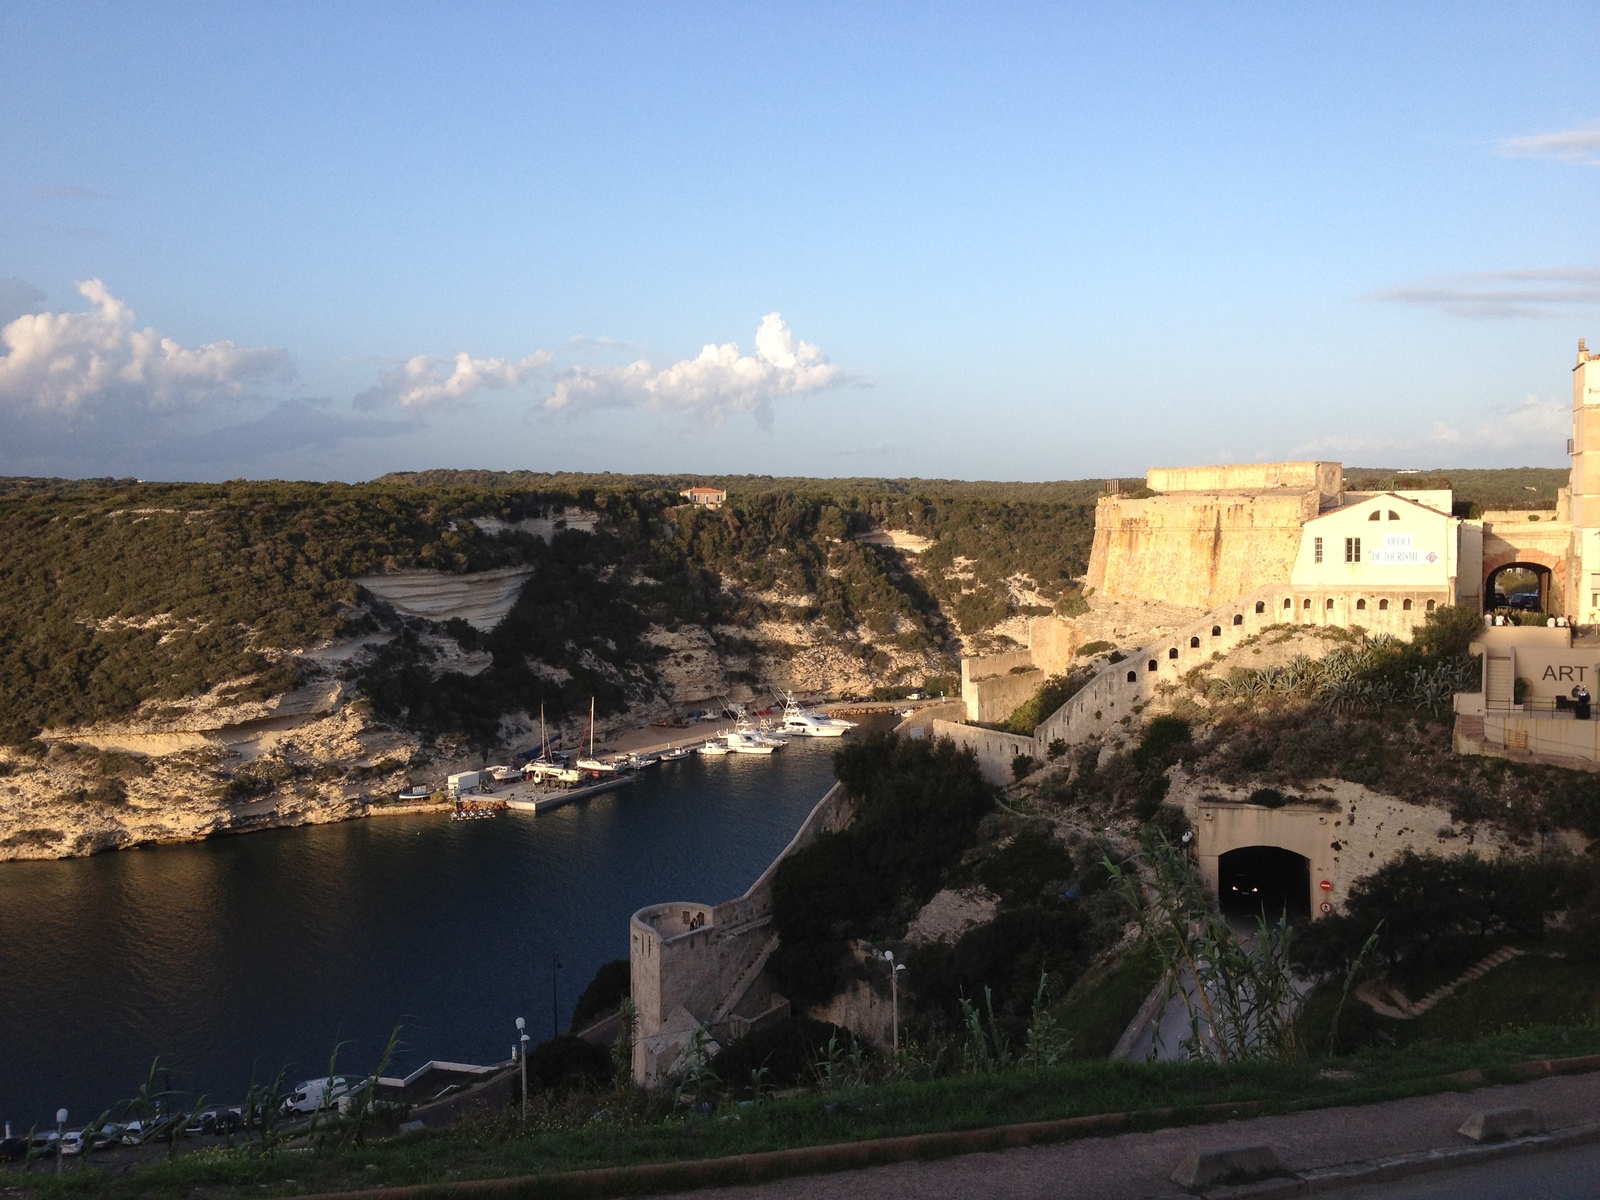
[1359,945,1524,1019]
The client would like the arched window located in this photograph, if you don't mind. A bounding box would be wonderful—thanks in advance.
[1126,670,1137,683]
[1232,613,1243,626]
[1403,599,1412,611]
[1356,598,1366,610]
[1387,510,1400,521]
[1147,659,1158,672]
[1168,647,1179,659]
[1426,599,1436,611]
[1283,597,1292,609]
[1379,598,1389,611]
[1255,600,1266,613]
[1303,598,1312,609]
[1326,598,1335,610]
[1190,636,1200,648]
[1212,625,1222,636]
[1368,510,1381,521]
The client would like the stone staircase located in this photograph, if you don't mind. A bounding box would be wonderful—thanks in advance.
[709,931,780,1027]
[1356,945,1524,1019]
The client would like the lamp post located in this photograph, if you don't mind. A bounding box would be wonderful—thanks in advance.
[550,953,563,1040]
[515,1017,529,1125]
[55,1109,66,1176]
[882,951,906,1053]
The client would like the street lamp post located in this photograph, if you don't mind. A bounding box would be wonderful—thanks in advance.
[882,951,906,1053]
[515,1017,529,1125]
[55,1109,66,1176]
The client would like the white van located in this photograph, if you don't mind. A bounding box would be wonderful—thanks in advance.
[280,1076,357,1115]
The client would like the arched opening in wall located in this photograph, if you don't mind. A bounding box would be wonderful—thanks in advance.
[1190,636,1200,648]
[1217,846,1311,922]
[1283,598,1292,609]
[1379,599,1389,611]
[1403,599,1412,611]
[1232,614,1243,626]
[1325,598,1335,610]
[1147,659,1158,672]
[1212,625,1222,636]
[1485,563,1554,615]
[1426,599,1435,611]
[1255,601,1266,613]
[1303,599,1312,609]
[1356,598,1366,610]
[1127,671,1137,683]
[1168,647,1179,659]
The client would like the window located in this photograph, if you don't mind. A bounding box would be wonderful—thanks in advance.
[1379,599,1389,611]
[1345,536,1361,563]
[1368,510,1380,521]
[1388,510,1399,520]
[1283,597,1292,609]
[1326,598,1335,610]
[1356,598,1366,610]
[1255,600,1265,613]
[1426,599,1435,611]
[1303,598,1312,609]
[1168,647,1178,659]
[1190,636,1200,648]
[1233,613,1243,625]
[1147,659,1158,672]
[1314,536,1323,563]
[1127,671,1137,683]
[1403,599,1412,611]
[1212,625,1221,636]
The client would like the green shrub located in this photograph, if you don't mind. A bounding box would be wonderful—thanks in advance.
[521,1036,612,1094]
[1011,754,1038,781]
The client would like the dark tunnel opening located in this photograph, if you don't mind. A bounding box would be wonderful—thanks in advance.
[1217,845,1311,922]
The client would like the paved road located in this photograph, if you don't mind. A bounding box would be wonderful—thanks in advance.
[1341,1139,1600,1198]
[670,1073,1600,1200]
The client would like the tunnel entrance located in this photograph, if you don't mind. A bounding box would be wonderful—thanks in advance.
[1485,563,1554,615]
[1217,845,1311,921]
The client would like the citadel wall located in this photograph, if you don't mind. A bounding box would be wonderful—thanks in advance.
[1145,461,1342,500]
[1084,491,1318,609]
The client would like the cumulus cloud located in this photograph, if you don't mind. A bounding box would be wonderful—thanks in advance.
[0,279,292,417]
[1497,121,1600,166]
[1367,268,1600,319]
[1429,394,1569,451]
[355,349,553,411]
[543,312,842,427]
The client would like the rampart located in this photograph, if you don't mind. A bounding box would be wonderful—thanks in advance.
[928,720,1040,786]
[1032,583,1449,751]
[629,781,858,1085]
[1084,491,1318,609]
[1145,461,1342,500]
[960,649,1040,723]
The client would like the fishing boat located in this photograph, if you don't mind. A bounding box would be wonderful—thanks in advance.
[658,745,692,761]
[777,691,856,738]
[697,739,731,756]
[721,727,779,754]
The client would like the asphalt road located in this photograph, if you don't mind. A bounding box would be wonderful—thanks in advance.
[1339,1140,1600,1198]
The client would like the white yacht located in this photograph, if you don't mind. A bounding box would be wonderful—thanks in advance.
[777,692,856,738]
[721,727,779,754]
[697,739,731,756]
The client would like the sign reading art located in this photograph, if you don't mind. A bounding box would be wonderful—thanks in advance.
[1367,534,1439,566]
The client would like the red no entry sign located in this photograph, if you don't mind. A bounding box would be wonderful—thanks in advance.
[1319,879,1333,892]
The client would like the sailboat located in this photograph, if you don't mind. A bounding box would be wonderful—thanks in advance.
[526,704,580,784]
[576,699,617,773]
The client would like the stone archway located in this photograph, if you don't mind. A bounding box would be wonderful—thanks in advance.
[1484,561,1555,613]
[1482,546,1565,616]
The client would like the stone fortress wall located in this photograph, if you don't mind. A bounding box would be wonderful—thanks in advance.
[629,782,858,1084]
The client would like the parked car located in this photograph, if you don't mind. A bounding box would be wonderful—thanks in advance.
[1509,592,1541,611]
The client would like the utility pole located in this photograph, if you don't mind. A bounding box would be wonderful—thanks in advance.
[550,953,563,1040]
[515,1018,529,1125]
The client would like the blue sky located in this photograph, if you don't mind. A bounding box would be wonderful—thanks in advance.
[1,2,1596,482]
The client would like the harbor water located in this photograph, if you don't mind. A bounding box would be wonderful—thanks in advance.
[0,722,889,1126]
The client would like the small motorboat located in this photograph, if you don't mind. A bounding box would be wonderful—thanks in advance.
[697,740,730,756]
[398,786,433,802]
[659,745,692,761]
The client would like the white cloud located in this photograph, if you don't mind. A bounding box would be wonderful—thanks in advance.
[543,312,842,427]
[1297,395,1568,466]
[1497,121,1600,166]
[356,349,553,411]
[1368,268,1600,319]
[0,279,292,417]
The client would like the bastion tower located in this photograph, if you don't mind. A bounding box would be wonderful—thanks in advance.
[1570,340,1600,620]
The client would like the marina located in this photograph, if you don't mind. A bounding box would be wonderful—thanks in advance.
[0,713,898,1128]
